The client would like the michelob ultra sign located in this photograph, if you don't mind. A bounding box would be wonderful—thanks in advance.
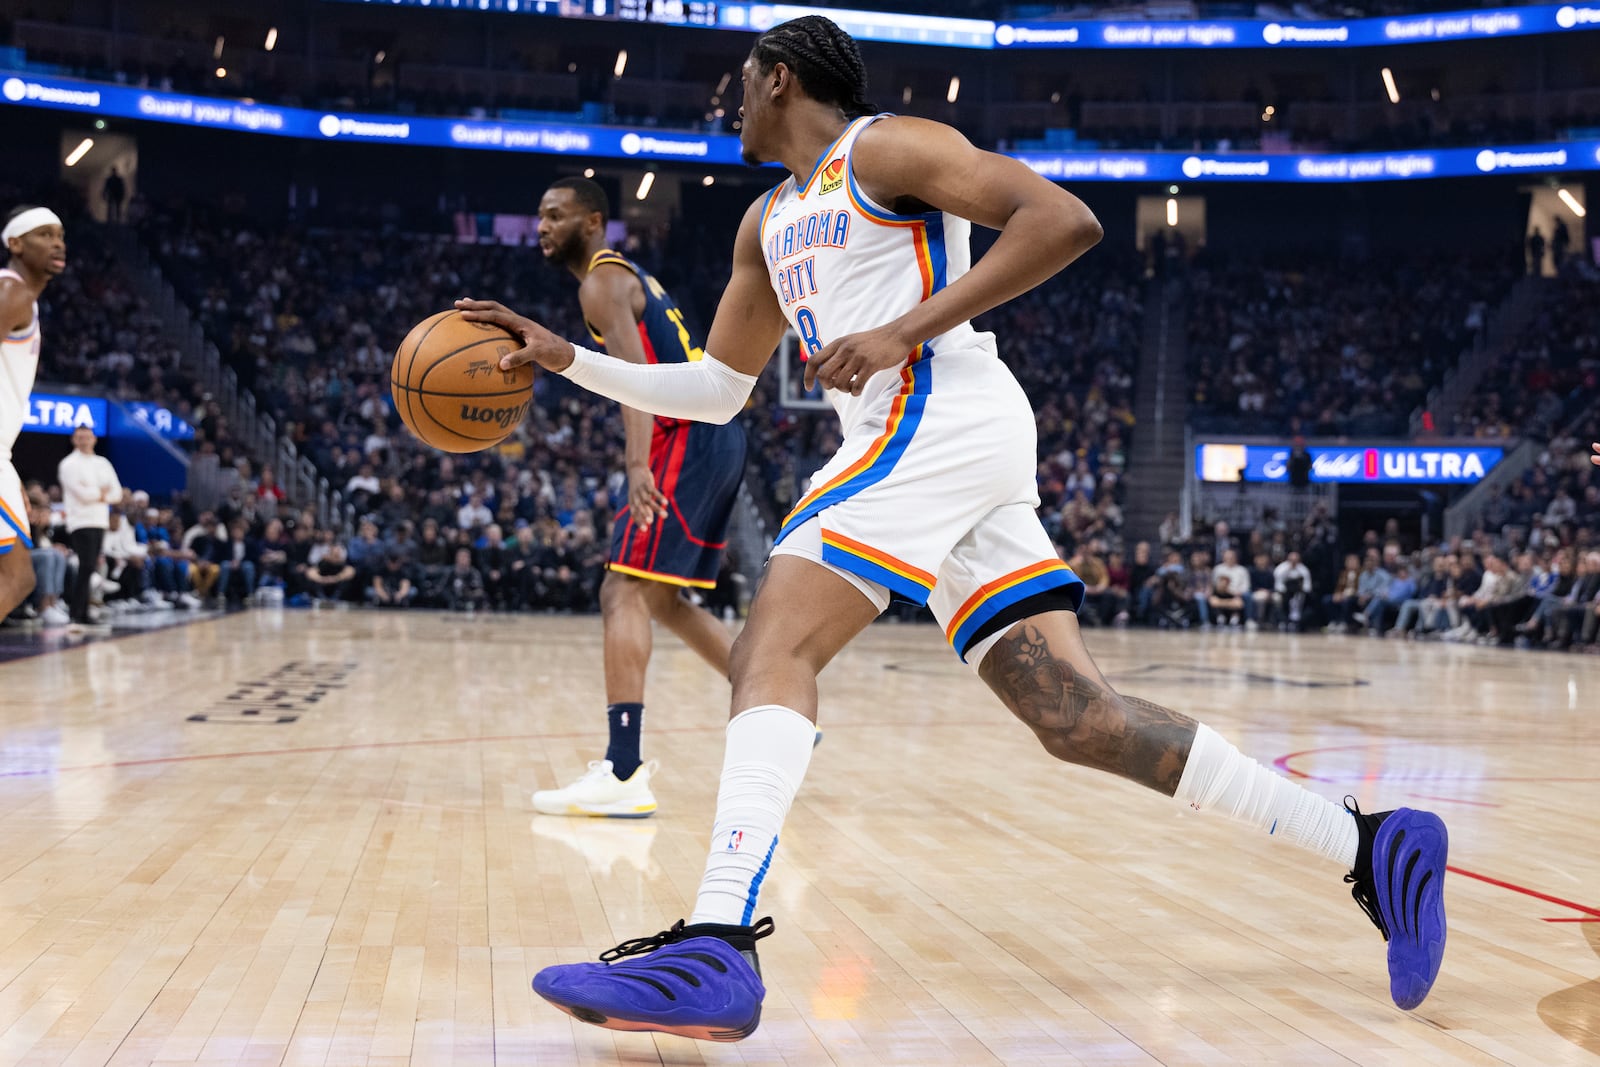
[1196,444,1505,484]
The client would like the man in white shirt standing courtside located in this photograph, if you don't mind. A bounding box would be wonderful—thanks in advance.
[58,423,122,630]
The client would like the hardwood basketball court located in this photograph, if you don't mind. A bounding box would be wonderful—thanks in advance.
[1,610,1596,1066]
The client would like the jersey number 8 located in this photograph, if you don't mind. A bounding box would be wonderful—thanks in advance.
[795,306,823,359]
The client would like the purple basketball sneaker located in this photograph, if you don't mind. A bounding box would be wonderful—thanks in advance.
[1345,801,1448,1010]
[532,917,774,1041]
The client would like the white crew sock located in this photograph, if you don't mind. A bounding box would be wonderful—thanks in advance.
[690,705,817,926]
[1174,723,1360,869]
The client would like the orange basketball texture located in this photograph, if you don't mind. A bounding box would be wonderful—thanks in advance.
[391,310,535,453]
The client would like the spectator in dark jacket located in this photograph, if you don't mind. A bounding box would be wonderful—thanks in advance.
[219,519,262,604]
[446,547,486,612]
[368,552,417,608]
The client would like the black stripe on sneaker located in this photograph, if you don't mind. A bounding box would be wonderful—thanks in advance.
[647,964,702,987]
[1400,849,1422,940]
[1412,868,1434,943]
[679,951,729,974]
[1385,827,1407,926]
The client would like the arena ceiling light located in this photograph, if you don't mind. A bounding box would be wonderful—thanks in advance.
[583,167,595,178]
[265,27,278,51]
[614,50,628,78]
[64,138,94,167]
[1166,198,1178,227]
[215,67,227,79]
[702,175,715,186]
[1381,67,1400,104]
[214,36,225,60]
[947,77,960,104]
[635,172,655,200]
[1558,188,1587,217]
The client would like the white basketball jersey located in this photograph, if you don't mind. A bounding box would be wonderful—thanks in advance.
[0,268,42,460]
[757,115,996,433]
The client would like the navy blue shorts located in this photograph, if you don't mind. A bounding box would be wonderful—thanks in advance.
[609,418,746,589]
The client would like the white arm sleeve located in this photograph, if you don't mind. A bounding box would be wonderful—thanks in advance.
[558,345,757,425]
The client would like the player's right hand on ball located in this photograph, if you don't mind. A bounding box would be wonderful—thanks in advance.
[454,299,574,373]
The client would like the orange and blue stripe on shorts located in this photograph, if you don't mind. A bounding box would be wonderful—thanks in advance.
[945,560,1085,661]
[0,495,32,556]
[819,529,936,603]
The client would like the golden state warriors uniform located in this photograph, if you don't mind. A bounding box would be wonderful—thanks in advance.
[584,250,747,589]
[760,115,1083,666]
[0,268,40,556]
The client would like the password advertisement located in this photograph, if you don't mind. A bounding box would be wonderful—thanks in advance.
[322,0,1600,50]
[1196,443,1505,484]
[992,4,1600,49]
[7,72,1598,180]
[1013,144,1600,183]
[0,73,743,163]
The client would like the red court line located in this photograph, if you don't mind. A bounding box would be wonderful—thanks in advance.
[1405,793,1501,808]
[1542,918,1600,923]
[1274,741,1415,780]
[1448,865,1600,919]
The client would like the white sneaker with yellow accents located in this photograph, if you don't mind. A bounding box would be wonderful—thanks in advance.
[533,759,659,818]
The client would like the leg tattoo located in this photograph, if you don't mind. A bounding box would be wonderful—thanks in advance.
[978,623,1197,795]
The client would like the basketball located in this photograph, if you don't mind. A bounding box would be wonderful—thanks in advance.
[390,310,535,453]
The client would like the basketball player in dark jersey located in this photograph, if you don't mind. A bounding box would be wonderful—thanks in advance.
[529,177,748,818]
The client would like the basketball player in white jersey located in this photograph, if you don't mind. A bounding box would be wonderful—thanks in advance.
[0,206,67,619]
[460,15,1450,1039]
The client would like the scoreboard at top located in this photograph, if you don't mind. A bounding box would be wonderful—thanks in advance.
[616,0,719,27]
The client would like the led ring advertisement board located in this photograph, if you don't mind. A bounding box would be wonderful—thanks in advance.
[6,72,1599,183]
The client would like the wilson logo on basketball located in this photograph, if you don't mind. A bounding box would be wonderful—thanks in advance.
[458,400,529,430]
[819,157,846,195]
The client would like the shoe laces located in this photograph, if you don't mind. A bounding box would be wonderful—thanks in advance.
[1341,797,1390,942]
[599,916,776,963]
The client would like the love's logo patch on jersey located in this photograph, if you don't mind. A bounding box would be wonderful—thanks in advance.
[819,157,846,195]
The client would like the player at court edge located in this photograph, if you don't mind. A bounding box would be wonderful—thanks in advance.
[459,15,1449,1042]
[527,177,751,818]
[0,206,68,620]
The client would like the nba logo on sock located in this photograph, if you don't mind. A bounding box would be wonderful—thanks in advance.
[726,829,743,852]
[620,711,629,727]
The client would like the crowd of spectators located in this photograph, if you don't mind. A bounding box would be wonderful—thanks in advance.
[1186,250,1522,436]
[128,202,1143,616]
[135,207,762,616]
[1451,254,1600,441]
[10,189,1594,646]
[1127,421,1600,650]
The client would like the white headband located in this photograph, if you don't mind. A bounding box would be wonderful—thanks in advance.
[3,208,63,245]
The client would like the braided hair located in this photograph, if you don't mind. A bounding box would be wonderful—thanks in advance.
[751,16,875,120]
